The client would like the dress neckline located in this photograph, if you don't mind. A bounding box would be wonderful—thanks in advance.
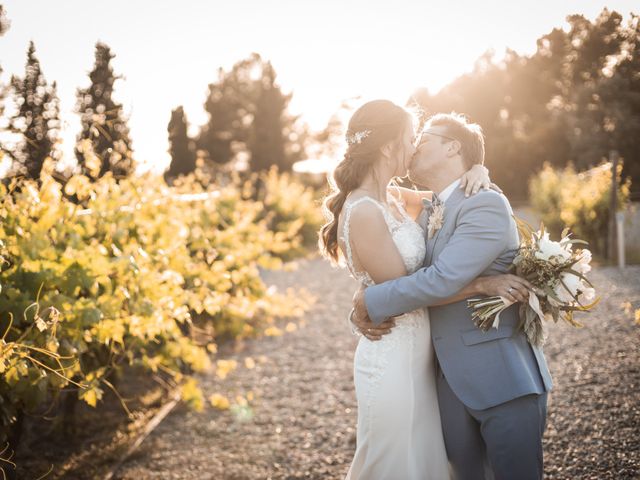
[345,193,409,224]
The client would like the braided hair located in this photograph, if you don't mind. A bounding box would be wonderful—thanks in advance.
[319,100,411,264]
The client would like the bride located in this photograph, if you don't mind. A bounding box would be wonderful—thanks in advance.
[318,100,529,479]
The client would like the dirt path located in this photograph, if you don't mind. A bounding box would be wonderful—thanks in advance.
[114,257,640,480]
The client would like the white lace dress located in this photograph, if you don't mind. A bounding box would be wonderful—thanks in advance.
[340,195,450,480]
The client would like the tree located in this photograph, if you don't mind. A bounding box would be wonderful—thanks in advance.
[249,61,296,172]
[561,10,625,168]
[607,13,640,184]
[0,5,11,160]
[165,106,196,181]
[8,41,60,180]
[409,8,639,199]
[0,5,9,36]
[197,67,243,166]
[197,53,304,172]
[75,42,134,180]
[563,11,640,183]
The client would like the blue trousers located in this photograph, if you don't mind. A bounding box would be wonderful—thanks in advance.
[437,370,548,480]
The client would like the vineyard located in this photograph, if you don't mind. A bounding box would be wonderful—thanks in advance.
[0,159,323,463]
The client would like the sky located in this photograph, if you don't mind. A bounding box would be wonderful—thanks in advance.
[0,0,637,173]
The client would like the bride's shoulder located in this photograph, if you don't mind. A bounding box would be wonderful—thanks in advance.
[344,198,390,234]
[345,196,385,218]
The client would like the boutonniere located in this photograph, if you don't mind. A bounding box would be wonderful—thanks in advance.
[428,204,445,239]
[422,197,445,239]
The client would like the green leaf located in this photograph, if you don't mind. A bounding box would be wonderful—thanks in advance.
[60,262,94,296]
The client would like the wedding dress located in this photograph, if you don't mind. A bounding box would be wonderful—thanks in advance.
[340,194,450,480]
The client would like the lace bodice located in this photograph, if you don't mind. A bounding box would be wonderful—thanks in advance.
[339,194,426,287]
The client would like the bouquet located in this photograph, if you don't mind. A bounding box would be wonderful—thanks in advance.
[467,219,599,346]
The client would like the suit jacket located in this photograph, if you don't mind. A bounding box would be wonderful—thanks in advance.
[364,187,552,410]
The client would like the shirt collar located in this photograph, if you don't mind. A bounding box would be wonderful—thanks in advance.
[437,178,461,203]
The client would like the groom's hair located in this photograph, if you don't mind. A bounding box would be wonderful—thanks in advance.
[427,113,485,168]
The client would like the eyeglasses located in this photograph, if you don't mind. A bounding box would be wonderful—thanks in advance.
[416,130,457,146]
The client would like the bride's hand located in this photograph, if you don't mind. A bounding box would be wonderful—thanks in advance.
[474,274,532,304]
[459,164,501,197]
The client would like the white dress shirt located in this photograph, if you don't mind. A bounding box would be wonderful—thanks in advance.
[437,178,462,203]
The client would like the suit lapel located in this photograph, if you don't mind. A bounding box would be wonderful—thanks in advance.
[425,187,466,265]
[417,205,430,232]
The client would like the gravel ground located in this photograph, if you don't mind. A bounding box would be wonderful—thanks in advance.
[541,265,639,479]
[110,258,638,479]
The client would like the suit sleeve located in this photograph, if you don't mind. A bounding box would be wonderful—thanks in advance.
[364,192,512,325]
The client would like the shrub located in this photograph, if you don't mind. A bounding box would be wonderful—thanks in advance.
[529,161,631,257]
[0,159,316,444]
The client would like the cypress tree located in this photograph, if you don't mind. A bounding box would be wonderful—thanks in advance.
[75,42,134,179]
[165,105,196,181]
[9,41,60,180]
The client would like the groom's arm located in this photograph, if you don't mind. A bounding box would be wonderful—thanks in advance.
[364,192,513,325]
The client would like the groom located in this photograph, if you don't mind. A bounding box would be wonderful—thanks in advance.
[351,113,553,480]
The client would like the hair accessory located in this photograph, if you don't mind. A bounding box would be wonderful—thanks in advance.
[346,129,372,146]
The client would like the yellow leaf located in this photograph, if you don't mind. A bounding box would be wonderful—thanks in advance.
[635,309,640,325]
[83,390,97,407]
[264,326,283,337]
[215,359,238,379]
[285,322,297,333]
[181,378,204,412]
[5,366,19,384]
[242,324,254,334]
[244,357,255,369]
[209,393,230,410]
[80,386,103,408]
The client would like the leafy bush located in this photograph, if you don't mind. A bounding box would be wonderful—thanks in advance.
[252,167,323,260]
[529,161,631,256]
[0,159,318,444]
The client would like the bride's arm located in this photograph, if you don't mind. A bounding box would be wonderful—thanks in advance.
[459,164,492,197]
[387,185,431,220]
[388,164,494,221]
[348,202,408,284]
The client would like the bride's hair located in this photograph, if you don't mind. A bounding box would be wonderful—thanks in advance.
[318,99,411,264]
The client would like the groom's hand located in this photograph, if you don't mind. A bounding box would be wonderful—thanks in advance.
[352,285,395,341]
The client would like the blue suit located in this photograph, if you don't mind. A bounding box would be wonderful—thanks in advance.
[364,187,552,479]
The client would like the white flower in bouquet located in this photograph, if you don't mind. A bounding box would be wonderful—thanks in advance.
[574,249,592,274]
[555,272,584,304]
[535,232,572,263]
[581,286,596,302]
[556,269,596,305]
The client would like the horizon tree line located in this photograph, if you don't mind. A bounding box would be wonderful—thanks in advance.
[408,8,640,199]
[1,5,305,187]
[0,5,638,200]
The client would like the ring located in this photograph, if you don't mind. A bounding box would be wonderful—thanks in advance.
[508,287,514,294]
